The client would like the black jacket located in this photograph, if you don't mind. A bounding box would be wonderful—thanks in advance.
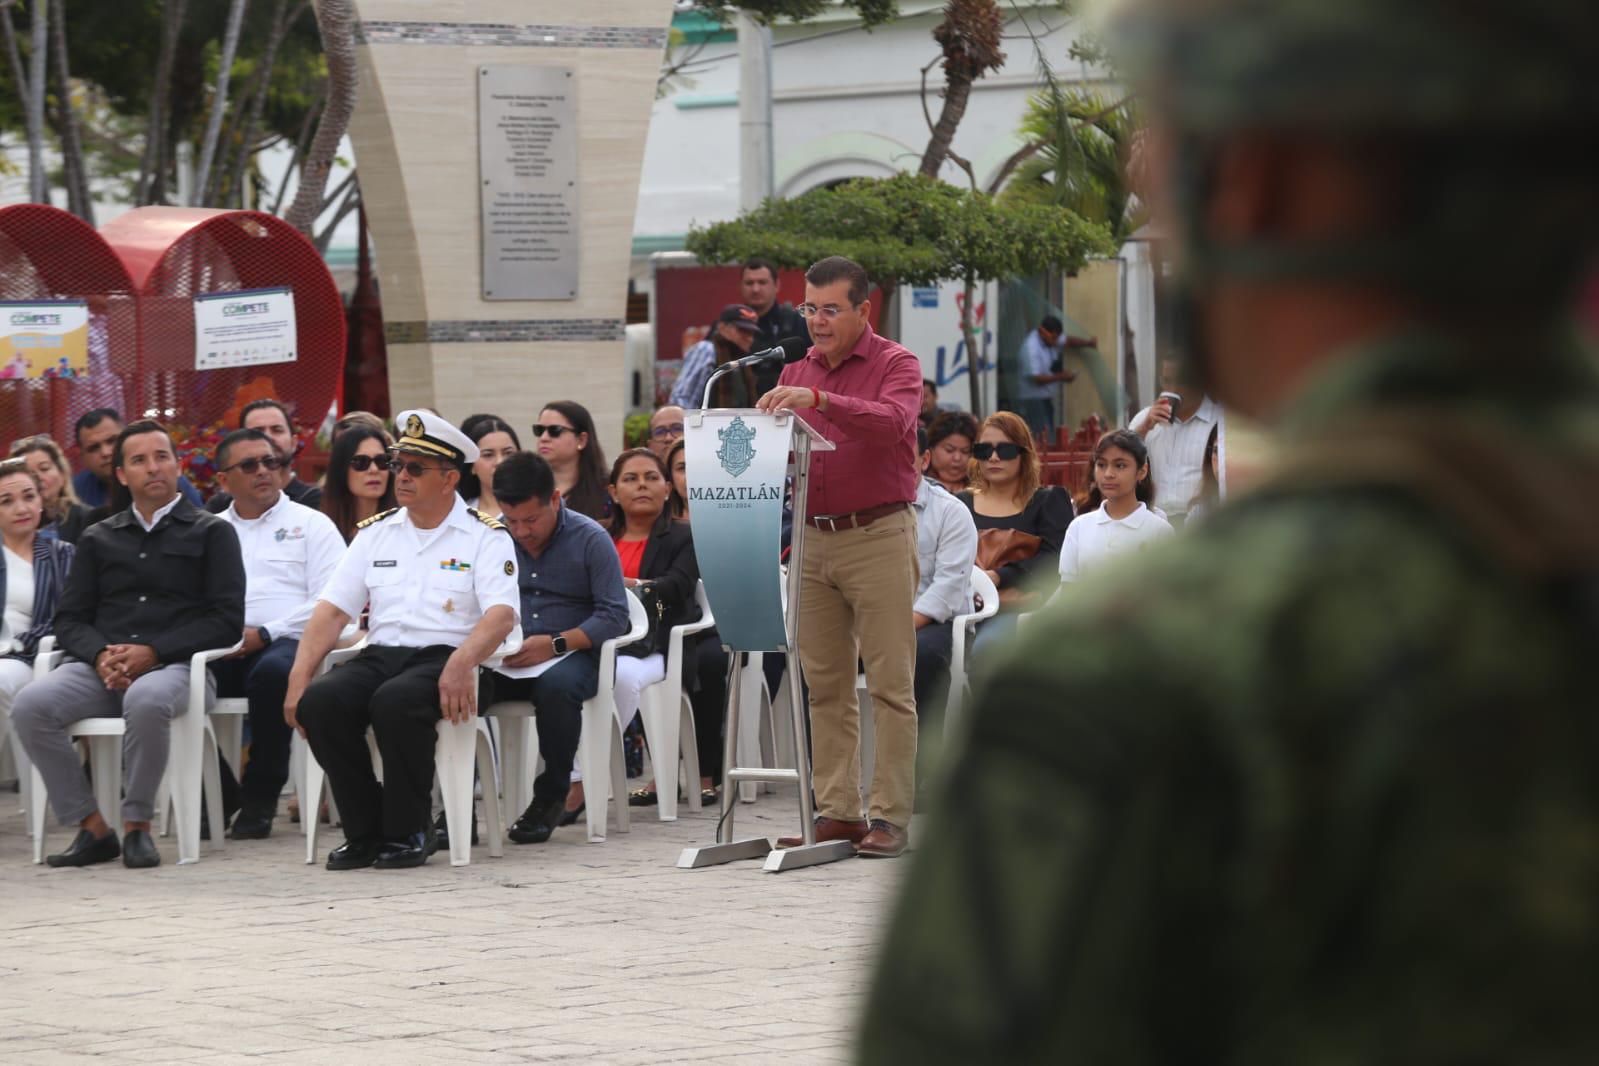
[53,497,246,666]
[634,518,702,658]
[756,301,811,353]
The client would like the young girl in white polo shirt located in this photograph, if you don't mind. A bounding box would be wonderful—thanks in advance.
[1058,429,1174,584]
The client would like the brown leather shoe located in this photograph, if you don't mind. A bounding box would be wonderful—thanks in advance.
[855,819,908,858]
[775,816,869,849]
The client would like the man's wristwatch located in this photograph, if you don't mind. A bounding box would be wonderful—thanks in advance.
[551,634,568,656]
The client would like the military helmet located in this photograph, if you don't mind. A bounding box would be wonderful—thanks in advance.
[1106,0,1599,137]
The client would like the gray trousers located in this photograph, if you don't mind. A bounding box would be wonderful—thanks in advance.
[10,660,212,825]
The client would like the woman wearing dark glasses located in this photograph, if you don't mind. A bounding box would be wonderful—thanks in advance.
[957,411,1074,654]
[321,424,396,543]
[532,401,611,522]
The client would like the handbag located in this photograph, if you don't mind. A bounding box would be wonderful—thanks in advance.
[973,528,1044,611]
[621,580,667,658]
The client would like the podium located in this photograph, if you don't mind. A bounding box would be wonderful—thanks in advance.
[675,407,857,873]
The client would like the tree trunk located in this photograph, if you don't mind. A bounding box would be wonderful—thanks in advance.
[285,0,356,235]
[271,82,323,214]
[191,0,250,206]
[136,0,188,204]
[49,0,91,222]
[223,0,304,209]
[26,0,47,203]
[0,7,34,170]
[960,273,984,418]
[918,73,972,178]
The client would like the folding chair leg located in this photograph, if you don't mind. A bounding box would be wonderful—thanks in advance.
[435,720,477,867]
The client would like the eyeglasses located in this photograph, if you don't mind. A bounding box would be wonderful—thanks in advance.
[972,442,1023,462]
[387,458,442,479]
[650,423,685,440]
[348,454,389,472]
[796,303,856,322]
[530,424,572,439]
[220,455,285,475]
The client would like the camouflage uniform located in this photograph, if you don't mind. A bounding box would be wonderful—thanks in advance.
[858,1,1599,1062]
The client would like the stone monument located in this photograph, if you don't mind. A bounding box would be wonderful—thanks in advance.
[349,1,674,439]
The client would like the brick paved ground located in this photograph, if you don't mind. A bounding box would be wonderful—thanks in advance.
[0,787,903,1065]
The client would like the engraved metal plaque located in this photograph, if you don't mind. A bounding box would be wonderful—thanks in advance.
[478,66,579,301]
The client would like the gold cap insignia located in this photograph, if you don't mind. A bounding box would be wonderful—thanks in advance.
[403,413,424,439]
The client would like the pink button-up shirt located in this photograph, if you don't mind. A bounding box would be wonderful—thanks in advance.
[779,323,922,517]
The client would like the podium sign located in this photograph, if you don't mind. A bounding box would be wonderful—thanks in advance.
[683,411,790,652]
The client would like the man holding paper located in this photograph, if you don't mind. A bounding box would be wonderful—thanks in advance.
[482,451,630,845]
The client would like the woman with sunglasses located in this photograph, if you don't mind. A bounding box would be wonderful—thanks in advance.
[456,416,521,519]
[321,424,397,543]
[7,436,90,544]
[958,412,1074,652]
[532,401,611,522]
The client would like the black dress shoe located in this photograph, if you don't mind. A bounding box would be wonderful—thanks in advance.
[228,810,274,840]
[558,800,585,828]
[432,808,479,851]
[45,828,121,868]
[122,829,162,869]
[325,838,380,871]
[508,797,565,844]
[627,787,660,807]
[374,830,436,869]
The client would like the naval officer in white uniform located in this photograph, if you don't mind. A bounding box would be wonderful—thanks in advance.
[285,409,519,870]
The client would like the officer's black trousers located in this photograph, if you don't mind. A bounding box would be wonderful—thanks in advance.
[298,644,452,842]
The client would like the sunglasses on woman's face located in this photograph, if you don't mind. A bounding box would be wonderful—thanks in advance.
[348,454,389,472]
[530,424,572,439]
[972,442,1022,462]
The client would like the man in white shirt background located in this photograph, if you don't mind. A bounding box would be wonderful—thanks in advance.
[212,429,347,839]
[1129,357,1221,522]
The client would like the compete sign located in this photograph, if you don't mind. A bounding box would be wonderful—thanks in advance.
[0,299,89,379]
[193,287,298,370]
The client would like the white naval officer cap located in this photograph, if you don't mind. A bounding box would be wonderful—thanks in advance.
[393,409,479,466]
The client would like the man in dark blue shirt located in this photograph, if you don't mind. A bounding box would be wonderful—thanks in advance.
[72,408,204,510]
[483,452,629,844]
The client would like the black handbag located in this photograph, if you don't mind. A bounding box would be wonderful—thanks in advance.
[621,581,667,658]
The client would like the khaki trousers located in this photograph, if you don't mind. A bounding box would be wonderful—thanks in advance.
[797,506,919,828]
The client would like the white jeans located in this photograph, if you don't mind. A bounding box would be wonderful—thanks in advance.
[569,653,666,784]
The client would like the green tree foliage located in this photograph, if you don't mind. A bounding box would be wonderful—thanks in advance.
[692,0,898,28]
[687,172,1112,293]
[1000,87,1145,245]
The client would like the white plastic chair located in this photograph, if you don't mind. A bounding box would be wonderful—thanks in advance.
[295,636,367,864]
[434,716,503,866]
[1,635,53,820]
[635,580,717,821]
[31,640,239,866]
[945,567,999,733]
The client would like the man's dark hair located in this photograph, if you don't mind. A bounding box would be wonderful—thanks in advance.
[216,428,274,471]
[928,410,980,450]
[74,407,122,443]
[923,378,937,394]
[112,419,173,470]
[1040,315,1064,334]
[917,426,930,454]
[240,398,292,430]
[494,451,556,508]
[741,257,778,281]
[805,256,870,306]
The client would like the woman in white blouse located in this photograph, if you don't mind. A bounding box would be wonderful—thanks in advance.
[1058,430,1174,584]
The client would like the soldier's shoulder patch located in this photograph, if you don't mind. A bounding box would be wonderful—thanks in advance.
[356,507,399,530]
[503,560,514,576]
[468,507,506,531]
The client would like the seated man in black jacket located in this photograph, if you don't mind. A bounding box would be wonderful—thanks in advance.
[11,420,245,869]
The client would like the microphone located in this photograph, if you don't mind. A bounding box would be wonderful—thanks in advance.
[724,336,809,370]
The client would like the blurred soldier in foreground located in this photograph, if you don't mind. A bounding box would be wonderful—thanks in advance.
[860,0,1599,1061]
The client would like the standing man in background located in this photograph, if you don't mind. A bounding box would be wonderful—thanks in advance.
[740,256,810,352]
[1014,316,1076,437]
[757,255,923,859]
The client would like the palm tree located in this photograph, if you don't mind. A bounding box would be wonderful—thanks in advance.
[285,0,355,236]
[998,88,1145,246]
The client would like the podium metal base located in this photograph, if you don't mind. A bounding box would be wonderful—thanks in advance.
[761,839,856,873]
[677,837,772,869]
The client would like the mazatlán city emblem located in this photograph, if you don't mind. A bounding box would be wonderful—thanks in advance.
[716,417,756,478]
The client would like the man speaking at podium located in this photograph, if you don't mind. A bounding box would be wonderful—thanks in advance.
[756,255,923,858]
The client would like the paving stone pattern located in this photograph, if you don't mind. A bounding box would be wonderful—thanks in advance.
[0,790,901,1064]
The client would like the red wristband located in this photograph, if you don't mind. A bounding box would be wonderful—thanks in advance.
[810,387,822,409]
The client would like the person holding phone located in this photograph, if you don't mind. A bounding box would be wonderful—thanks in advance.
[1129,357,1221,522]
